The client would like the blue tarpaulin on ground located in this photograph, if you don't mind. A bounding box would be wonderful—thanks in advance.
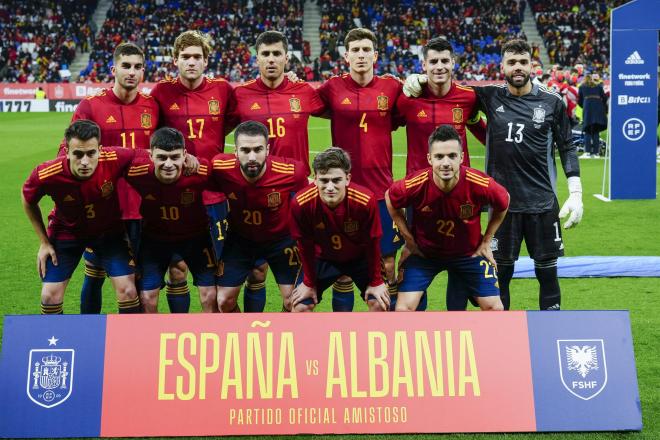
[513,256,660,278]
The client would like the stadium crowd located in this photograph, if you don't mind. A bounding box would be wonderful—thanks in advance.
[79,0,305,83]
[0,0,95,82]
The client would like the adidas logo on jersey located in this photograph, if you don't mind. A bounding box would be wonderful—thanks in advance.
[250,102,261,110]
[341,97,352,105]
[169,103,180,110]
[417,110,428,118]
[105,115,117,123]
[496,105,504,113]
[625,51,644,65]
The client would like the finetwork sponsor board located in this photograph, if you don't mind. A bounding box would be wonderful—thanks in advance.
[49,100,80,112]
[0,312,642,438]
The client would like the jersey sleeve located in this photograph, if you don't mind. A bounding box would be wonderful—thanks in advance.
[553,99,580,178]
[293,160,310,189]
[306,85,327,117]
[467,116,487,145]
[485,177,510,212]
[386,179,410,210]
[365,197,383,286]
[22,167,46,205]
[316,80,331,107]
[289,200,317,287]
[392,93,408,130]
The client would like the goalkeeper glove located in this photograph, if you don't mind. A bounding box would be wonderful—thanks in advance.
[559,176,583,229]
[402,74,428,97]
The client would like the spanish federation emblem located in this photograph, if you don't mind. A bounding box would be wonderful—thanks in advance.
[344,220,359,233]
[27,348,75,408]
[267,192,281,208]
[100,180,114,198]
[289,97,301,113]
[557,339,607,400]
[452,107,464,124]
[181,189,195,205]
[141,112,152,128]
[208,99,220,115]
[377,95,389,111]
[532,107,546,123]
[459,203,474,219]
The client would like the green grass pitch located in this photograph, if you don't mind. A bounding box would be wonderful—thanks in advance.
[0,113,658,440]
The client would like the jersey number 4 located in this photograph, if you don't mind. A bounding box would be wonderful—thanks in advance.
[505,122,525,143]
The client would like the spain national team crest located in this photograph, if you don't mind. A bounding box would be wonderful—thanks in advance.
[100,181,114,198]
[289,97,301,113]
[532,106,546,123]
[344,220,359,233]
[208,99,220,115]
[267,192,281,208]
[140,112,152,128]
[377,95,389,111]
[181,189,195,205]
[459,202,474,219]
[557,339,608,400]
[27,348,75,408]
[452,107,464,124]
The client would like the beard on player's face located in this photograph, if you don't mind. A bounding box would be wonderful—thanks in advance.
[505,70,530,88]
[240,160,265,178]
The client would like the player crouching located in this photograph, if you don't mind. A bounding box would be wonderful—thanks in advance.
[290,147,390,312]
[385,125,510,311]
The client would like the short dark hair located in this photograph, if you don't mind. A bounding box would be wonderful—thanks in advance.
[234,120,269,144]
[428,125,461,151]
[150,127,185,151]
[65,120,100,145]
[344,28,377,50]
[313,147,351,174]
[255,31,288,53]
[501,39,531,57]
[113,42,144,63]
[422,37,453,59]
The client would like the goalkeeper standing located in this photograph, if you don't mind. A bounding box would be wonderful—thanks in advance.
[404,39,583,310]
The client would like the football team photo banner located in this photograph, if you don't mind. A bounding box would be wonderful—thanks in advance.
[0,312,641,437]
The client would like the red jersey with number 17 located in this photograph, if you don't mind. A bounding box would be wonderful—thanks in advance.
[388,166,509,259]
[318,74,402,199]
[210,154,308,242]
[22,147,134,240]
[230,77,325,176]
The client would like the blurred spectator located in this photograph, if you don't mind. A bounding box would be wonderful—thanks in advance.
[578,71,608,158]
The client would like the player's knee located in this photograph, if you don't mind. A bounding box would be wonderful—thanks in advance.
[114,281,137,301]
[394,300,417,312]
[382,257,396,283]
[198,287,218,312]
[217,289,238,312]
[41,285,65,304]
[367,299,388,312]
[140,291,159,313]
[479,297,504,311]
[293,302,314,313]
[247,266,267,284]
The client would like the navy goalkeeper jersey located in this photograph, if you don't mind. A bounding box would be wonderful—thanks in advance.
[475,83,580,213]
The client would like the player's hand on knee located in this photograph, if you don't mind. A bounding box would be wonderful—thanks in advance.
[559,176,583,229]
[472,240,497,269]
[292,283,317,306]
[37,242,57,278]
[366,283,390,311]
[402,74,427,97]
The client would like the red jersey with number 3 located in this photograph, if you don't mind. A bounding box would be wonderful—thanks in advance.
[22,147,134,240]
[124,156,211,241]
[289,182,382,287]
[396,83,480,174]
[318,74,402,199]
[210,154,308,242]
[388,166,509,258]
[229,77,325,175]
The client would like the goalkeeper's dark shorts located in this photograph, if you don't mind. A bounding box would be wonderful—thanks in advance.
[492,200,564,262]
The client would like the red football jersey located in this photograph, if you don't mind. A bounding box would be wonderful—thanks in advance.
[22,147,134,240]
[59,88,160,220]
[124,156,211,241]
[317,74,402,199]
[229,77,325,175]
[388,166,509,258]
[210,154,308,242]
[289,182,382,287]
[395,83,480,174]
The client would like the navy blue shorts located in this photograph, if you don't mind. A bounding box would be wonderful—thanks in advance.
[299,258,382,305]
[138,234,216,290]
[207,201,229,261]
[42,233,135,283]
[379,199,403,257]
[216,235,301,287]
[398,255,499,298]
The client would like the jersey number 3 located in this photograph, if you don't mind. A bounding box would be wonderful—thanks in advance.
[505,122,524,143]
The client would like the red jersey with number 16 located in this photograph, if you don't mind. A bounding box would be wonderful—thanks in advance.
[388,166,509,259]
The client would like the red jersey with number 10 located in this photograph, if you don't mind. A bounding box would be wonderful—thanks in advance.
[388,166,509,258]
[230,77,325,176]
[318,74,402,199]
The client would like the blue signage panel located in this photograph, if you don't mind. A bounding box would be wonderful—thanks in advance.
[527,311,642,431]
[0,315,106,438]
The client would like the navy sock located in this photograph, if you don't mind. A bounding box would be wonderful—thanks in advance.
[117,296,141,314]
[497,261,515,310]
[41,302,63,315]
[166,281,191,313]
[243,281,266,312]
[535,259,561,310]
[80,265,105,314]
[332,280,355,311]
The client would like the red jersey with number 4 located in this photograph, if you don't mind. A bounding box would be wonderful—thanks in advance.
[289,182,382,287]
[387,166,509,258]
[59,88,159,220]
[230,77,325,175]
[125,156,211,241]
[318,74,402,199]
[22,147,134,240]
[211,154,308,242]
[396,83,480,174]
